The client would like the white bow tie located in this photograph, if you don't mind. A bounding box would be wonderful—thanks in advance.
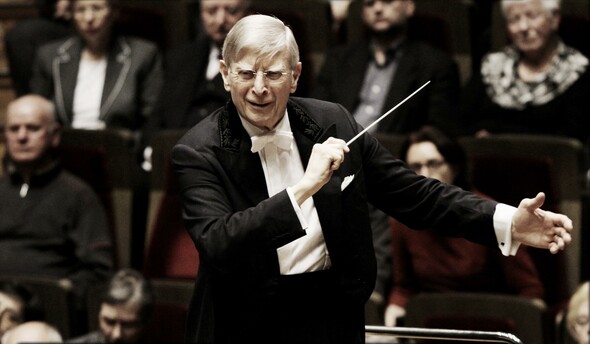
[250,130,294,153]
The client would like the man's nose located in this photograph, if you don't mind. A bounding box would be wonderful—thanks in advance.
[252,72,268,94]
[110,323,122,341]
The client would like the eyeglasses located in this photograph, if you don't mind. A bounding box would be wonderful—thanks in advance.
[230,69,290,84]
[407,159,447,173]
[575,315,589,327]
[363,0,396,7]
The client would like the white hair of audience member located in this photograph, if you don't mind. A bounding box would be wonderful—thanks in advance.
[1,321,62,344]
[501,0,561,15]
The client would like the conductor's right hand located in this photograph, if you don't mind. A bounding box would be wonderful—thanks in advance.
[291,137,349,205]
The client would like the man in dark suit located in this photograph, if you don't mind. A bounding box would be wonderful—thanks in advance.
[313,0,460,136]
[172,14,573,344]
[146,0,250,133]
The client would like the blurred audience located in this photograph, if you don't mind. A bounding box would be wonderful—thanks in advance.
[459,0,589,141]
[0,95,113,306]
[141,0,250,171]
[313,0,461,314]
[4,0,72,96]
[1,321,62,344]
[29,0,163,134]
[68,269,155,344]
[0,282,43,341]
[565,281,589,344]
[144,0,250,137]
[313,0,461,136]
[384,126,544,326]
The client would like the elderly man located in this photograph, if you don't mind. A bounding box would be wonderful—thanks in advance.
[173,14,573,344]
[0,95,113,305]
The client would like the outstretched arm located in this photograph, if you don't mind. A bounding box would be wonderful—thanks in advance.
[512,192,573,254]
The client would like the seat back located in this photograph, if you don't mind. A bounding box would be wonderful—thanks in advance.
[59,128,141,268]
[144,129,198,280]
[143,279,194,343]
[457,134,584,307]
[404,292,552,344]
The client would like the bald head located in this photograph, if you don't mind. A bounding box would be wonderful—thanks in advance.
[4,95,61,167]
[1,321,62,344]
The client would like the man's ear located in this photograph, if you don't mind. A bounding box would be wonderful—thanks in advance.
[51,124,62,148]
[290,62,302,94]
[220,60,231,91]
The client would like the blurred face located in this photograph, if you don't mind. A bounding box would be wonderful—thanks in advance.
[504,0,559,57]
[201,0,248,45]
[362,0,415,34]
[0,292,24,339]
[5,99,60,165]
[406,141,454,184]
[72,0,115,48]
[220,52,301,130]
[99,303,144,343]
[571,299,589,344]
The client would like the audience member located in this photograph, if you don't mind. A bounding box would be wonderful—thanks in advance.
[68,269,155,344]
[1,321,62,344]
[0,95,113,306]
[29,0,163,133]
[565,281,589,344]
[313,0,462,310]
[4,0,72,96]
[459,0,590,141]
[172,14,573,344]
[313,0,461,136]
[0,282,43,340]
[144,0,250,136]
[384,126,545,326]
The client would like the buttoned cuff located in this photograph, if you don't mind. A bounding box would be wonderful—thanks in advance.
[494,203,521,256]
[286,187,309,230]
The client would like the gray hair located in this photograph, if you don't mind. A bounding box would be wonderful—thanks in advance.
[501,0,561,15]
[222,14,300,70]
[101,269,155,323]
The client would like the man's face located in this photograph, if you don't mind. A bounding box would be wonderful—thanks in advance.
[220,51,301,130]
[504,0,559,56]
[98,303,144,343]
[362,0,415,34]
[0,292,24,339]
[5,101,59,165]
[201,0,248,45]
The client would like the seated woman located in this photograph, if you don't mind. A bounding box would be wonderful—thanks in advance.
[459,0,589,141]
[30,0,163,132]
[384,126,545,327]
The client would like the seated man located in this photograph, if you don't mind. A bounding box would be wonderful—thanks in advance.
[68,269,155,343]
[0,95,113,307]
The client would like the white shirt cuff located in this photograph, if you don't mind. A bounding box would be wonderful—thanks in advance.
[286,187,309,230]
[493,203,521,256]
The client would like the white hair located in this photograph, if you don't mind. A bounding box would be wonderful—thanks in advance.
[501,0,561,15]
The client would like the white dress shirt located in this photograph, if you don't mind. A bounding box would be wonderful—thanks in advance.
[240,112,331,275]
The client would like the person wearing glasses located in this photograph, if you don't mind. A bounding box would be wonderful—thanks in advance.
[384,126,545,327]
[172,14,573,344]
[459,0,589,141]
[30,0,163,133]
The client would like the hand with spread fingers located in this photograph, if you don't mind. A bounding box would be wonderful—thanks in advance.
[512,192,573,254]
